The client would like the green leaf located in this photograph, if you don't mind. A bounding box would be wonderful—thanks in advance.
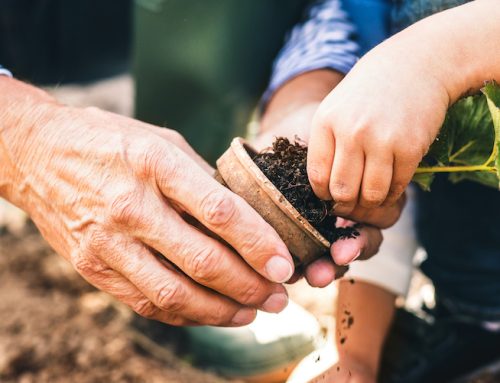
[412,172,434,191]
[413,82,500,190]
[482,82,500,182]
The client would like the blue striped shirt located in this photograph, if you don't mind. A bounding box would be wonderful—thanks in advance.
[0,65,12,77]
[263,0,359,103]
[263,0,392,105]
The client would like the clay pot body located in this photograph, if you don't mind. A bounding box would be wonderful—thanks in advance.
[215,137,329,266]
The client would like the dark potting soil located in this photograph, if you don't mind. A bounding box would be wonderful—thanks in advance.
[253,137,359,243]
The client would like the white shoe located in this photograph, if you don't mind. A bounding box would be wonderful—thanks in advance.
[286,341,338,383]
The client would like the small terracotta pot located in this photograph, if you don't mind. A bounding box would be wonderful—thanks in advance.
[215,137,330,266]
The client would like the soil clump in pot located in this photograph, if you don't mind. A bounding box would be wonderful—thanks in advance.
[253,137,359,243]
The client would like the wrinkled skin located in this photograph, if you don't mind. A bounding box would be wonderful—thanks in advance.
[1,77,298,326]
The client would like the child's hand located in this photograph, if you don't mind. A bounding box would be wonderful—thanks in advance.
[307,42,449,217]
[255,70,393,287]
[308,0,500,218]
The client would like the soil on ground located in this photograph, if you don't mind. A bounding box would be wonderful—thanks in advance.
[0,225,229,383]
[253,137,359,243]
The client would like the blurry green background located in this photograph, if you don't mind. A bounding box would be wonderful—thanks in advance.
[134,0,307,162]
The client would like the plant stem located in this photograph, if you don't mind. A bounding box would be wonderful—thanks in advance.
[484,144,498,168]
[415,164,497,174]
[448,141,476,162]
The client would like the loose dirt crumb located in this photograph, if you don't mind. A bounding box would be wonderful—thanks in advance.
[0,228,229,383]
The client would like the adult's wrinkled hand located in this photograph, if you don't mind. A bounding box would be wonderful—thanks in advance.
[0,77,295,326]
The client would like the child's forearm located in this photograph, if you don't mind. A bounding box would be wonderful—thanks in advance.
[336,279,396,375]
[379,0,500,104]
[254,69,343,149]
[259,69,343,134]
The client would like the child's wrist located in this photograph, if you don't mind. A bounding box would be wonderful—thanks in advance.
[263,70,343,118]
[259,69,343,138]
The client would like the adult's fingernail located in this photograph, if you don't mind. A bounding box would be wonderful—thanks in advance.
[332,242,362,265]
[231,308,257,326]
[261,293,289,313]
[265,256,294,283]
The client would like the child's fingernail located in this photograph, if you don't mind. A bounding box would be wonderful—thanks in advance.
[352,249,362,261]
[347,249,361,263]
[333,202,352,216]
[333,241,361,265]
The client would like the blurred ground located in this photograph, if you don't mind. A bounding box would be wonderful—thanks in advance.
[0,226,229,383]
[0,212,334,383]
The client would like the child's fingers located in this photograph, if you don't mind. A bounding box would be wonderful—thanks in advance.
[307,122,335,201]
[359,151,393,208]
[331,225,383,265]
[347,193,406,229]
[383,154,419,207]
[304,256,348,287]
[330,140,364,216]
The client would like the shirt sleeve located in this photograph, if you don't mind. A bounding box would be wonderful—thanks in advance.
[346,186,419,297]
[0,65,13,77]
[262,0,360,105]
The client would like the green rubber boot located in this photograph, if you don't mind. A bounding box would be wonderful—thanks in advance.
[185,302,323,383]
